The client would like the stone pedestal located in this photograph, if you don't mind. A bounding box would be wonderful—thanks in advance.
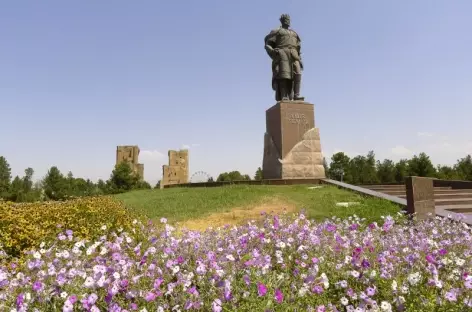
[262,101,326,179]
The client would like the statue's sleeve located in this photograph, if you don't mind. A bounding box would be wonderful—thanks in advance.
[264,30,278,58]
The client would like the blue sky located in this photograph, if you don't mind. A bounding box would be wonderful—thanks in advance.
[1,1,471,185]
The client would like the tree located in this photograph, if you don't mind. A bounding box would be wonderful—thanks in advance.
[0,156,11,198]
[454,155,472,181]
[43,166,68,200]
[155,180,161,189]
[254,167,263,180]
[207,177,214,183]
[108,162,139,193]
[436,165,460,180]
[216,171,249,182]
[328,152,351,182]
[394,159,408,183]
[23,168,34,193]
[377,159,396,183]
[349,155,367,184]
[407,153,436,177]
[8,176,23,202]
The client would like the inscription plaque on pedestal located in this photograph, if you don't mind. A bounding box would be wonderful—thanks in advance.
[263,101,325,180]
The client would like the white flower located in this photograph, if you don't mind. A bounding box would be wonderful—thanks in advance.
[370,270,377,278]
[408,272,421,286]
[113,272,120,279]
[391,280,397,291]
[340,297,349,306]
[298,285,308,297]
[101,225,107,230]
[132,219,138,224]
[33,252,41,259]
[60,292,68,298]
[456,258,466,266]
[157,307,164,312]
[160,218,167,224]
[226,255,235,261]
[277,241,286,249]
[84,276,95,288]
[39,242,45,248]
[351,270,360,278]
[380,301,392,311]
[25,293,31,301]
[172,266,180,274]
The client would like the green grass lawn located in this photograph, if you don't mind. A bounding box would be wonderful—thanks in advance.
[115,184,401,226]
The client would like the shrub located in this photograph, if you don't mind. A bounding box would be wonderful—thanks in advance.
[0,213,471,311]
[0,197,137,259]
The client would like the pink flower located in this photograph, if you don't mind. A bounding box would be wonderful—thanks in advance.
[274,289,283,303]
[257,282,267,296]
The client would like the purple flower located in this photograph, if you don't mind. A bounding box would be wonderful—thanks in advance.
[317,306,326,312]
[129,303,138,310]
[243,275,250,286]
[257,282,267,296]
[212,298,222,312]
[274,289,283,303]
[445,290,457,302]
[154,277,164,289]
[145,291,157,302]
[32,280,43,292]
[366,286,376,296]
[16,293,24,308]
[313,285,324,294]
[65,229,73,236]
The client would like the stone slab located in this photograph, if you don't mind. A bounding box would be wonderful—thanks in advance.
[405,176,435,220]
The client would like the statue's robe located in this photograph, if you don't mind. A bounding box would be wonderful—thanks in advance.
[264,27,303,95]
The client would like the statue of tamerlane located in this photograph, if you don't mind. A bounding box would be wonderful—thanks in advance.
[264,14,304,102]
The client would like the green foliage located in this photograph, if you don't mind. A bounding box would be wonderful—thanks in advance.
[43,166,69,200]
[407,152,437,177]
[0,156,11,198]
[328,152,352,182]
[454,155,472,180]
[394,159,408,183]
[108,162,141,193]
[216,171,251,182]
[377,159,396,183]
[254,167,263,180]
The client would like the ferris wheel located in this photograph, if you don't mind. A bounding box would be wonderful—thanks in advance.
[190,171,213,183]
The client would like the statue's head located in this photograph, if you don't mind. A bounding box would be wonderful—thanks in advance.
[280,14,291,27]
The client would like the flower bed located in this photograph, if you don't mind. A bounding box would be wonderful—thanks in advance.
[1,212,471,311]
[0,197,137,259]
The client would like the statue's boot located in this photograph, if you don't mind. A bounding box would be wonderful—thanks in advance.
[279,79,291,101]
[293,74,304,101]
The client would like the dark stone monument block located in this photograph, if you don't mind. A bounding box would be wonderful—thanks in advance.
[405,176,435,220]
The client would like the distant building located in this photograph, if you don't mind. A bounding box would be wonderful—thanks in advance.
[161,149,189,188]
[116,145,144,180]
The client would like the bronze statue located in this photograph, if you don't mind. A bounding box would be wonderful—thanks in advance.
[264,14,304,102]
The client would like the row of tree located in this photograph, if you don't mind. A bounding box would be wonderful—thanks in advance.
[0,156,152,202]
[326,151,472,184]
[216,152,472,185]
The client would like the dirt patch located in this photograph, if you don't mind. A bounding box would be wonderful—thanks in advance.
[176,197,297,231]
